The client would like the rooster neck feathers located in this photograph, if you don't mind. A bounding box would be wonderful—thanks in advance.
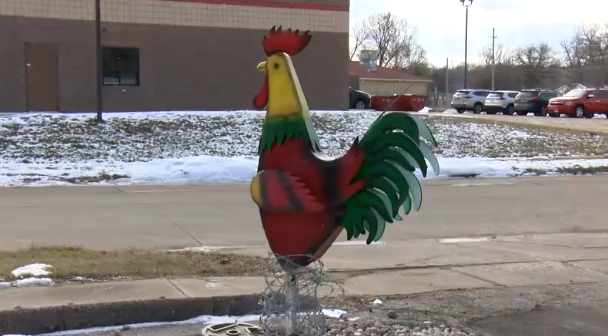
[258,115,321,154]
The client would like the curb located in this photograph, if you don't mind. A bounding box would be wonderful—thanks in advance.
[0,294,262,335]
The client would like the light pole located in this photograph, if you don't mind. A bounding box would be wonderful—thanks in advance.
[94,0,103,122]
[460,0,472,89]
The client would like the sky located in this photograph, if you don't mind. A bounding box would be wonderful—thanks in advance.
[350,0,608,67]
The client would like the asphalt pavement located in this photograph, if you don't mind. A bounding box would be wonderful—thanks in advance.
[1,175,607,250]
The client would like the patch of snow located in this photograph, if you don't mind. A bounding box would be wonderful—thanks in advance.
[322,309,347,318]
[2,309,347,336]
[0,277,54,290]
[0,263,55,290]
[418,107,431,114]
[11,263,52,277]
[1,156,608,186]
[372,299,383,306]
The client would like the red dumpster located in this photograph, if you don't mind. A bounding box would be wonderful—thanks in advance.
[370,94,427,112]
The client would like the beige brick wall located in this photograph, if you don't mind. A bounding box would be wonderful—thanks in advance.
[0,0,348,33]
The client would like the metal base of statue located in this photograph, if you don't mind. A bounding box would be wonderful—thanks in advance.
[259,254,342,336]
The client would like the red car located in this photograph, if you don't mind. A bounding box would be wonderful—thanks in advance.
[547,89,608,118]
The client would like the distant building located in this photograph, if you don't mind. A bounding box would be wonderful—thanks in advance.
[0,0,349,112]
[349,61,433,96]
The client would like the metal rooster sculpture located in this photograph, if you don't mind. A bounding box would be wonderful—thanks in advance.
[251,26,440,268]
[250,26,440,335]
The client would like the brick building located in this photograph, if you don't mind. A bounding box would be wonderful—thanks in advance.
[0,0,349,112]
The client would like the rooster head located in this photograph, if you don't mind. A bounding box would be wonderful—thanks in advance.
[253,26,312,116]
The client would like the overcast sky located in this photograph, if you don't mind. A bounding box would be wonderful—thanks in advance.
[350,0,607,66]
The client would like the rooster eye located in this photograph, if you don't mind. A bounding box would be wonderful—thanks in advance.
[273,63,279,69]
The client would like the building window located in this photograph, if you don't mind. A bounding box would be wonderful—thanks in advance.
[102,47,140,86]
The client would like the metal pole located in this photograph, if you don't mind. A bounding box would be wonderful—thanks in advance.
[95,0,103,122]
[284,273,297,335]
[463,6,468,89]
[491,28,496,90]
[445,58,449,96]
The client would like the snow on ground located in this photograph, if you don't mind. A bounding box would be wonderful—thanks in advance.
[11,263,52,277]
[0,263,54,290]
[2,309,346,336]
[2,155,608,186]
[0,110,607,186]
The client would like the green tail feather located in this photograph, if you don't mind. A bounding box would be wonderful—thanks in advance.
[340,112,439,243]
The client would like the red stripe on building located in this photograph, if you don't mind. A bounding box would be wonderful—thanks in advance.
[156,0,349,11]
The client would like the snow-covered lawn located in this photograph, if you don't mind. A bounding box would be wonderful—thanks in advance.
[0,111,607,186]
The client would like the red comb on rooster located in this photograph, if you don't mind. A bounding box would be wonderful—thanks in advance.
[262,26,312,56]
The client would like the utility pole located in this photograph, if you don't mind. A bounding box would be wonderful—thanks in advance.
[460,0,473,89]
[491,28,497,90]
[95,0,103,122]
[463,5,469,88]
[445,58,449,95]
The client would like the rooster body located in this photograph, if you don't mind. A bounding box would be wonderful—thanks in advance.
[250,27,439,269]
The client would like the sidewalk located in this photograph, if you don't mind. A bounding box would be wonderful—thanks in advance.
[4,232,608,311]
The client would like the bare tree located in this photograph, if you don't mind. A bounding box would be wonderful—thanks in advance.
[511,43,559,88]
[513,43,557,68]
[561,22,608,87]
[391,37,429,74]
[478,43,513,66]
[349,21,369,60]
[361,12,428,70]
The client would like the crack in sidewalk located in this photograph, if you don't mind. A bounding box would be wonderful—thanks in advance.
[167,279,190,298]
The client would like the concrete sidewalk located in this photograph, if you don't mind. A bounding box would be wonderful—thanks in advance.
[4,231,608,311]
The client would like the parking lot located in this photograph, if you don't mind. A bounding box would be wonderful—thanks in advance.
[436,110,608,135]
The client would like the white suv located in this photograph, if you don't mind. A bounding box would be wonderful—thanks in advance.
[450,89,491,114]
[484,90,519,115]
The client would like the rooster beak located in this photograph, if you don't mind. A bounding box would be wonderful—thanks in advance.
[257,61,267,72]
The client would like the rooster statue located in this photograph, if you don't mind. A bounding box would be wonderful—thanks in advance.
[250,26,440,271]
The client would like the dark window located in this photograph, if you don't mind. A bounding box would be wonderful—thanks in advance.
[540,92,557,99]
[516,91,539,98]
[487,92,504,98]
[102,47,140,86]
[508,92,519,98]
[474,91,490,97]
[596,91,608,98]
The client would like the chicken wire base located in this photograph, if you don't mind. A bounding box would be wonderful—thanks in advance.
[259,254,342,336]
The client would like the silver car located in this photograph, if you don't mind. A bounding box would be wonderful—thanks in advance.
[484,90,519,115]
[451,89,491,114]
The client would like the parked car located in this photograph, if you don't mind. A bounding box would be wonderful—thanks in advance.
[513,89,558,116]
[483,90,519,115]
[349,87,371,109]
[547,89,608,118]
[451,89,491,114]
